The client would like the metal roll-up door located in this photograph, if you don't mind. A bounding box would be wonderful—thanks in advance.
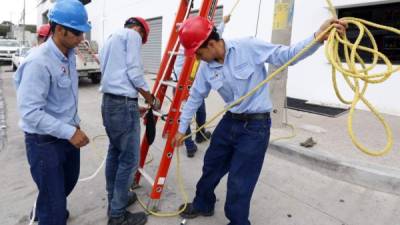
[190,5,223,25]
[142,17,162,74]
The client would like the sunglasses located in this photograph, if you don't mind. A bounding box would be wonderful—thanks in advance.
[62,25,83,36]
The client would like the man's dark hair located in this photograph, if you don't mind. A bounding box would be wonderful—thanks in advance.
[199,26,220,49]
[124,17,144,30]
[49,21,57,34]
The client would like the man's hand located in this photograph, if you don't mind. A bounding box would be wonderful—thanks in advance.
[139,106,148,117]
[223,15,231,24]
[69,128,90,149]
[315,18,348,43]
[172,132,185,147]
[140,89,161,110]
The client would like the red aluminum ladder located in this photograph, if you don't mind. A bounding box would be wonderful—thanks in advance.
[135,0,220,209]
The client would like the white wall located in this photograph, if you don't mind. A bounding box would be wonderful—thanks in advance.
[288,0,400,116]
[38,0,400,116]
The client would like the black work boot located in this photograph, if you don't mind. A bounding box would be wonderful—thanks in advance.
[186,144,198,158]
[195,130,211,143]
[107,192,138,217]
[179,203,214,219]
[107,211,147,225]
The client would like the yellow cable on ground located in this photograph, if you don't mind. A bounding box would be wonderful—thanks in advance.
[137,147,189,217]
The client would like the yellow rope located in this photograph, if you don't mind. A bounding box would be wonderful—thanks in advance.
[229,0,241,15]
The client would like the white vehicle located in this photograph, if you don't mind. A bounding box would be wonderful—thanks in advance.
[76,40,101,84]
[11,47,30,71]
[0,39,20,63]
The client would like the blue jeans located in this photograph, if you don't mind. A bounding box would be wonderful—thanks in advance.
[25,133,80,225]
[184,100,207,150]
[101,94,140,218]
[192,113,271,225]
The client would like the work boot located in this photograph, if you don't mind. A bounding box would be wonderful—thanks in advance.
[179,203,214,219]
[195,130,211,144]
[108,192,138,217]
[186,144,198,158]
[107,211,147,225]
[30,209,70,222]
[127,192,138,207]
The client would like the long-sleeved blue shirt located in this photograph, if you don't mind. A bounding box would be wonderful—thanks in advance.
[178,35,322,133]
[99,28,149,98]
[14,38,79,140]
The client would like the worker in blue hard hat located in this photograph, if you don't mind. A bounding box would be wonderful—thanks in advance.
[14,0,91,224]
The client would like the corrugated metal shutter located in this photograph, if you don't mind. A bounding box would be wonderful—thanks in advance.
[142,17,162,74]
[190,5,223,25]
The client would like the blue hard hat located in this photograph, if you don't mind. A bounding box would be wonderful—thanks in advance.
[48,0,91,33]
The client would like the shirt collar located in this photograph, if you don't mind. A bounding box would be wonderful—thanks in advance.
[46,37,74,62]
[208,39,235,69]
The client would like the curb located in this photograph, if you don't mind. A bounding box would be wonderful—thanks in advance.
[269,141,400,196]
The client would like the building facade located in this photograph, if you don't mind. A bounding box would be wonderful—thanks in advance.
[37,0,400,116]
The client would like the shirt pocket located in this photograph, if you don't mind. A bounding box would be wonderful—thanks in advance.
[209,73,234,103]
[55,75,72,102]
[232,62,255,96]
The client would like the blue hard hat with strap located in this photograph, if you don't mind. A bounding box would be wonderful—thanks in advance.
[48,0,91,33]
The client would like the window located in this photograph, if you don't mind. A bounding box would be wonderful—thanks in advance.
[338,3,400,64]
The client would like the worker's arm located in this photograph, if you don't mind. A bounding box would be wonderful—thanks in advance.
[125,30,150,94]
[249,18,347,67]
[173,64,211,146]
[216,15,231,36]
[125,30,159,107]
[16,62,77,140]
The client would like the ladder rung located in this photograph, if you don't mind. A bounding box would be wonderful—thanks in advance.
[168,51,184,56]
[138,168,154,185]
[160,80,177,88]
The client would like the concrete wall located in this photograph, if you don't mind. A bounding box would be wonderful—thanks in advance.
[37,0,400,116]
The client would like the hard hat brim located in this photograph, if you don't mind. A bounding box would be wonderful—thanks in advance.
[184,47,196,57]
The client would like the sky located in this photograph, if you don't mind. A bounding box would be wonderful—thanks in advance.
[0,0,37,25]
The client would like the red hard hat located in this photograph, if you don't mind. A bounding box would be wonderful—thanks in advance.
[133,17,150,44]
[38,24,51,37]
[178,16,214,56]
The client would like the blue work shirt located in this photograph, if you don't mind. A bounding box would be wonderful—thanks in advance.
[14,38,79,140]
[178,35,322,133]
[174,22,226,78]
[99,28,149,98]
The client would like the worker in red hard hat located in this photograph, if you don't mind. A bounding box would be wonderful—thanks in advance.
[37,23,51,45]
[99,16,158,225]
[173,15,347,225]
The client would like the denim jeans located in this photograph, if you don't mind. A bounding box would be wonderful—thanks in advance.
[184,100,207,150]
[192,113,271,225]
[101,94,140,218]
[25,133,80,225]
